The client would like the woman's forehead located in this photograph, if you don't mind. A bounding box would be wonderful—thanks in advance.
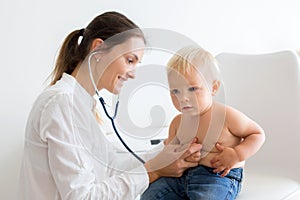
[115,37,145,53]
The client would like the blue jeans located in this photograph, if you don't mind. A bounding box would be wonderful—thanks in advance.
[141,165,243,200]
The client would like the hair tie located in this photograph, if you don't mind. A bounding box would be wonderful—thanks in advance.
[77,29,85,45]
[79,28,85,36]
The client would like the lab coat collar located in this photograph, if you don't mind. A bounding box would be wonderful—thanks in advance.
[61,73,96,110]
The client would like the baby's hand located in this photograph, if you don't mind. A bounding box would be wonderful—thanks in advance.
[210,143,240,177]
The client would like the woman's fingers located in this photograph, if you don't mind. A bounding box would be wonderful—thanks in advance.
[146,139,202,178]
[180,143,202,159]
[178,142,202,169]
[184,151,201,162]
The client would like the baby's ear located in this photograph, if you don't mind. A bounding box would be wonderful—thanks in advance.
[211,80,220,96]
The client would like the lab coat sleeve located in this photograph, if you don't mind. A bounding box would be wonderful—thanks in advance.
[40,94,149,200]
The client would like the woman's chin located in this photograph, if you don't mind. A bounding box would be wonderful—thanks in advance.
[112,86,122,94]
[111,80,124,94]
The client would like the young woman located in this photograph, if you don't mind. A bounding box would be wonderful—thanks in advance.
[18,11,201,199]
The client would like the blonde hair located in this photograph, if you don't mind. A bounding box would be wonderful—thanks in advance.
[167,46,220,85]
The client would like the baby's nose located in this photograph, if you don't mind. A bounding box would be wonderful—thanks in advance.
[179,94,190,102]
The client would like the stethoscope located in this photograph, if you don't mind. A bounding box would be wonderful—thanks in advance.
[88,51,145,164]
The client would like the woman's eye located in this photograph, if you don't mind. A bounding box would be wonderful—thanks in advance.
[127,58,134,64]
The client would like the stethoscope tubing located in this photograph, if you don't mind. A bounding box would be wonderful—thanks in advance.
[99,97,145,164]
[88,51,145,164]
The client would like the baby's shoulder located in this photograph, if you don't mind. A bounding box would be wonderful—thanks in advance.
[170,114,182,127]
[213,101,243,116]
[213,102,247,126]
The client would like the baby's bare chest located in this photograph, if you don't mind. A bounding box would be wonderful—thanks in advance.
[197,126,240,152]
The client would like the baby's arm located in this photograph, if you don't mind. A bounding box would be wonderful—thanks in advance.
[211,106,265,177]
[164,114,181,145]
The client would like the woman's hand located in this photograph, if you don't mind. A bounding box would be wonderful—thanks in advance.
[145,138,202,183]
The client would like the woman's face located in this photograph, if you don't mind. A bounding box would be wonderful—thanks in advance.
[97,37,145,94]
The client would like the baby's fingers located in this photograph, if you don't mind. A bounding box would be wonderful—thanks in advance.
[220,168,230,177]
[210,158,221,168]
[213,166,225,174]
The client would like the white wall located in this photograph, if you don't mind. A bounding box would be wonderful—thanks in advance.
[1,0,300,199]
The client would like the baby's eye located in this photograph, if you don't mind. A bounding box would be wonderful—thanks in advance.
[188,87,199,92]
[171,89,179,95]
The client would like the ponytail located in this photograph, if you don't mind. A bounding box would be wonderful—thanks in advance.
[49,11,145,86]
[50,29,86,85]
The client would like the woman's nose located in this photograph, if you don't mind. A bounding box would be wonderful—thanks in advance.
[127,69,136,79]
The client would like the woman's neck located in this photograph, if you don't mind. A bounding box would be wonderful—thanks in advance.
[71,65,98,96]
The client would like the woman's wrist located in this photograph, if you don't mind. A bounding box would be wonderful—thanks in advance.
[144,162,160,183]
[147,170,160,183]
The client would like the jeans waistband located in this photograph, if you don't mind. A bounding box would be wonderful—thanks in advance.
[194,165,243,182]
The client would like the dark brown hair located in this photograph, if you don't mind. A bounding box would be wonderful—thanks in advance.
[50,11,145,85]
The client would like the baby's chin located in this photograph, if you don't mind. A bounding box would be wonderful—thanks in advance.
[181,111,201,117]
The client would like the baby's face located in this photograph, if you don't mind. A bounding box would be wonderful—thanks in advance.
[168,69,213,116]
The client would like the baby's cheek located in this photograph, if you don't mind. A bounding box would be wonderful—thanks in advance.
[172,98,181,111]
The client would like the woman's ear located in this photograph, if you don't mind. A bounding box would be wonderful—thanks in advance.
[91,38,104,51]
[211,80,221,96]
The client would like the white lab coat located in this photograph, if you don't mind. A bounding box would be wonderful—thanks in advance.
[18,73,149,200]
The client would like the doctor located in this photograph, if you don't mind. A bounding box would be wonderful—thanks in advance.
[18,11,201,200]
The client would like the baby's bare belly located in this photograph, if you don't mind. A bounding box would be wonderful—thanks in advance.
[198,151,245,168]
